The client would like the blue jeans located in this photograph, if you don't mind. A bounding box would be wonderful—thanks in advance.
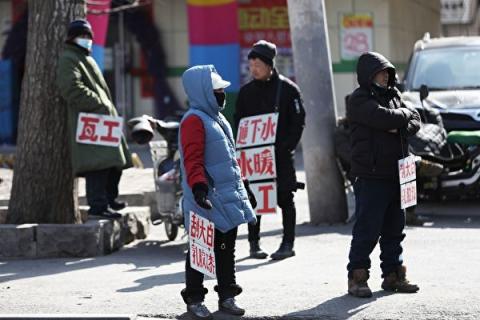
[347,178,406,277]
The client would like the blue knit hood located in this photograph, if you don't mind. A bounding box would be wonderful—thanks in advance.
[182,65,222,118]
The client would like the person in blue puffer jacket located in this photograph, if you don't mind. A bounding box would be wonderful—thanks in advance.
[179,65,257,320]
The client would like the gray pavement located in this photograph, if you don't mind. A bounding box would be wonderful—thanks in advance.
[1,151,480,319]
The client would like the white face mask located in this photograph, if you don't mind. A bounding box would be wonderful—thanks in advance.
[75,38,93,51]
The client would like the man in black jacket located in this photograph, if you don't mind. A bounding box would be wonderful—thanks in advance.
[234,40,305,260]
[346,52,420,298]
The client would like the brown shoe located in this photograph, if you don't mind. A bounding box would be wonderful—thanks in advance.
[382,266,419,293]
[348,269,373,298]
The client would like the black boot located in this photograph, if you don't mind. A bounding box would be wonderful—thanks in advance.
[186,302,213,320]
[218,298,245,316]
[270,242,295,260]
[109,199,127,211]
[249,241,268,259]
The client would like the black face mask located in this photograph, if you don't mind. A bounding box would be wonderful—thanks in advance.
[214,91,226,108]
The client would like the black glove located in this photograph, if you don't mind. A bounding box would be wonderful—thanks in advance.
[192,183,213,210]
[243,179,257,209]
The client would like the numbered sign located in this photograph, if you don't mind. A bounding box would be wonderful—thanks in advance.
[250,181,277,215]
[189,211,216,278]
[76,113,123,147]
[236,113,278,148]
[236,146,276,181]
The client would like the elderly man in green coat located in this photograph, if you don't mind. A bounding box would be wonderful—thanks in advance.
[56,19,131,219]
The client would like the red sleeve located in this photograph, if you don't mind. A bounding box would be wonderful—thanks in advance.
[180,115,207,188]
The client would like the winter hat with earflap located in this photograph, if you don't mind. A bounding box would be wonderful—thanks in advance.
[67,19,93,39]
[248,40,277,67]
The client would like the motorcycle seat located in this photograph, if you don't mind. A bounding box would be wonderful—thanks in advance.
[447,131,480,146]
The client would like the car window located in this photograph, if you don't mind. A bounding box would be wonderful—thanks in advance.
[407,47,480,90]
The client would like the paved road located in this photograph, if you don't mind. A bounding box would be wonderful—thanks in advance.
[2,145,480,319]
[1,169,480,319]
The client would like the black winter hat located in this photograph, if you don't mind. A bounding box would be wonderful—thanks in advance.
[67,19,93,40]
[248,40,277,67]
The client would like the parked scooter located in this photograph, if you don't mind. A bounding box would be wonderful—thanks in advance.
[336,86,480,202]
[410,85,480,200]
[127,115,183,241]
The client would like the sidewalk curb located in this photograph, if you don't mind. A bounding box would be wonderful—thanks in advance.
[0,207,151,259]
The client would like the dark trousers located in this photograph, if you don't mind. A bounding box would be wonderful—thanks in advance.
[182,227,241,304]
[347,178,406,277]
[248,189,296,244]
[84,167,122,214]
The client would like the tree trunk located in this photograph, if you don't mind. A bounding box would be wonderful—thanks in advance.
[7,0,86,224]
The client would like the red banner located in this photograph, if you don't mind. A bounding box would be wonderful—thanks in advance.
[238,0,294,84]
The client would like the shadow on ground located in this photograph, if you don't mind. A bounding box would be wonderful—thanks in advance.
[284,291,393,320]
[0,238,186,284]
[1,215,477,288]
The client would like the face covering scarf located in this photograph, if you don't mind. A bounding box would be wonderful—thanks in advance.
[214,91,226,109]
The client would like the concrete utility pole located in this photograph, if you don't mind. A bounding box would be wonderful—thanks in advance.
[287,0,347,224]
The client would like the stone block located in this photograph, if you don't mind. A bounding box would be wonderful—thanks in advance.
[102,219,123,254]
[0,207,151,259]
[123,207,151,244]
[0,224,36,258]
[36,221,104,258]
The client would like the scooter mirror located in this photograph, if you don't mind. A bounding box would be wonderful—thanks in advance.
[420,84,429,102]
[131,119,154,144]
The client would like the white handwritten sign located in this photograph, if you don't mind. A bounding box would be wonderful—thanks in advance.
[400,180,417,209]
[250,181,277,215]
[189,211,216,278]
[236,113,278,148]
[399,155,417,209]
[398,155,416,184]
[236,146,276,181]
[76,113,123,147]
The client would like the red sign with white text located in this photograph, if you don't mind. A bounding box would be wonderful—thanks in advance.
[189,211,216,278]
[236,113,278,148]
[236,146,276,181]
[76,113,123,147]
[251,181,277,215]
[238,0,294,84]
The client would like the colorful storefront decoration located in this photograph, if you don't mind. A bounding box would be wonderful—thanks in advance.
[339,13,374,61]
[238,0,293,84]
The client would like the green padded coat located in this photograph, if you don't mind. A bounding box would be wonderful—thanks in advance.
[56,43,132,176]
